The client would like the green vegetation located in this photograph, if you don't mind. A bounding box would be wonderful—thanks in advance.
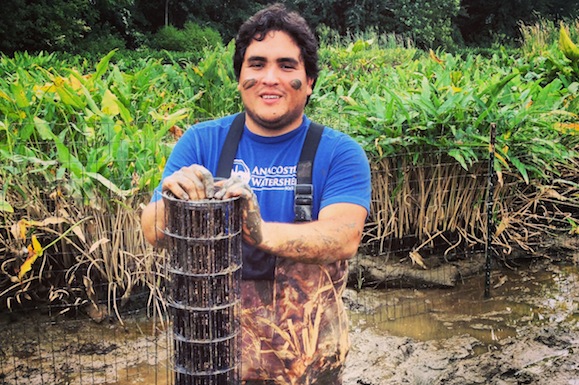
[0,21,578,313]
[1,0,578,55]
[149,22,224,53]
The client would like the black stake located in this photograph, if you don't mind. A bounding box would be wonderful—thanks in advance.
[484,123,497,299]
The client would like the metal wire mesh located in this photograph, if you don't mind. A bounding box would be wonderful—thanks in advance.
[162,193,242,385]
[0,308,171,385]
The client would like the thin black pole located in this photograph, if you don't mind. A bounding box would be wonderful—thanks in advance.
[484,123,497,299]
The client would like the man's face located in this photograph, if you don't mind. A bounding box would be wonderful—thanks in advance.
[238,30,314,135]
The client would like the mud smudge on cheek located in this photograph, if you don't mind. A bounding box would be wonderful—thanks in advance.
[290,79,302,90]
[242,79,257,90]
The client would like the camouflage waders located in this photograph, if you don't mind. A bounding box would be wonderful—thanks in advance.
[240,258,349,385]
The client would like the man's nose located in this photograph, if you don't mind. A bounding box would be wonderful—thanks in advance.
[262,65,279,85]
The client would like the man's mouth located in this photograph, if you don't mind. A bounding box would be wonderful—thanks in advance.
[261,95,281,100]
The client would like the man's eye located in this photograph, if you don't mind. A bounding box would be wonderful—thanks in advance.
[280,62,297,70]
[249,62,263,68]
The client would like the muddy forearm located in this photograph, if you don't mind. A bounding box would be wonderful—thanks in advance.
[141,200,167,247]
[258,218,363,264]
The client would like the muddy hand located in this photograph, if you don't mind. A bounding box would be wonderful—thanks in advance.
[214,176,263,245]
[161,164,215,201]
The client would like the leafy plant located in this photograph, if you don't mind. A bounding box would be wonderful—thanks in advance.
[1,27,578,312]
[149,22,223,53]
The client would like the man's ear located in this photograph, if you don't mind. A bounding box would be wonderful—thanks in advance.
[307,77,316,96]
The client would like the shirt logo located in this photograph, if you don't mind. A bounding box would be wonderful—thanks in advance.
[232,159,297,191]
[232,159,251,184]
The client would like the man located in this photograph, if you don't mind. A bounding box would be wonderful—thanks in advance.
[141,3,371,384]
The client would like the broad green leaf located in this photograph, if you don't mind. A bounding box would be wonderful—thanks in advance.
[475,73,518,127]
[68,71,101,115]
[148,108,189,128]
[115,99,133,124]
[448,149,469,170]
[0,199,13,213]
[559,24,579,61]
[85,172,132,197]
[509,155,530,184]
[10,82,29,108]
[102,89,120,116]
[0,89,12,102]
[54,131,85,178]
[33,117,55,140]
[55,84,85,109]
[94,49,117,80]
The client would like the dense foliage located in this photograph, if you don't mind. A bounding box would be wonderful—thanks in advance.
[457,0,578,46]
[0,20,578,310]
[0,21,577,211]
[1,0,578,55]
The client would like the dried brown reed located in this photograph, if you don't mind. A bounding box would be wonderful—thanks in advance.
[2,153,577,318]
[365,155,490,257]
[0,181,166,322]
[365,153,579,265]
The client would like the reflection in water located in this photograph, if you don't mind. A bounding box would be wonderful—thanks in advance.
[348,261,578,348]
[90,260,579,385]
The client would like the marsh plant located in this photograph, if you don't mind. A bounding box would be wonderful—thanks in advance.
[1,20,578,314]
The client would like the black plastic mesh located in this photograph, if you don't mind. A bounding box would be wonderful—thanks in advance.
[163,193,242,385]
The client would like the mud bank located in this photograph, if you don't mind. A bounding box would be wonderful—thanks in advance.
[344,323,578,385]
[343,259,579,385]
[1,257,576,385]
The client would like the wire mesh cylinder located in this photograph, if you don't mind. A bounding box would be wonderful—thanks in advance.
[163,192,242,385]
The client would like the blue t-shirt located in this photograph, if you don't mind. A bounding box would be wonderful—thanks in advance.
[152,113,371,222]
[154,113,371,279]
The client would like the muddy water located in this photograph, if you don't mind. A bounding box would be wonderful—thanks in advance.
[4,260,573,385]
[111,260,578,385]
[348,260,578,350]
[110,261,578,385]
[111,362,173,385]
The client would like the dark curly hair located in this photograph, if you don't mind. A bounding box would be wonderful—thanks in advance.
[233,3,319,83]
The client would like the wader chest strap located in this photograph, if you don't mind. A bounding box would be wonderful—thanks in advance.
[216,113,324,222]
[216,113,246,179]
[294,122,323,222]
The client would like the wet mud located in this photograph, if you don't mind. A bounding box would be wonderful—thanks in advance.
[1,258,576,385]
[343,258,579,385]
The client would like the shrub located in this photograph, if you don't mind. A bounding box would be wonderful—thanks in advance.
[150,22,222,52]
[76,34,127,55]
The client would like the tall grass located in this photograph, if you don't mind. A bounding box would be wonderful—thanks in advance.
[313,22,579,256]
